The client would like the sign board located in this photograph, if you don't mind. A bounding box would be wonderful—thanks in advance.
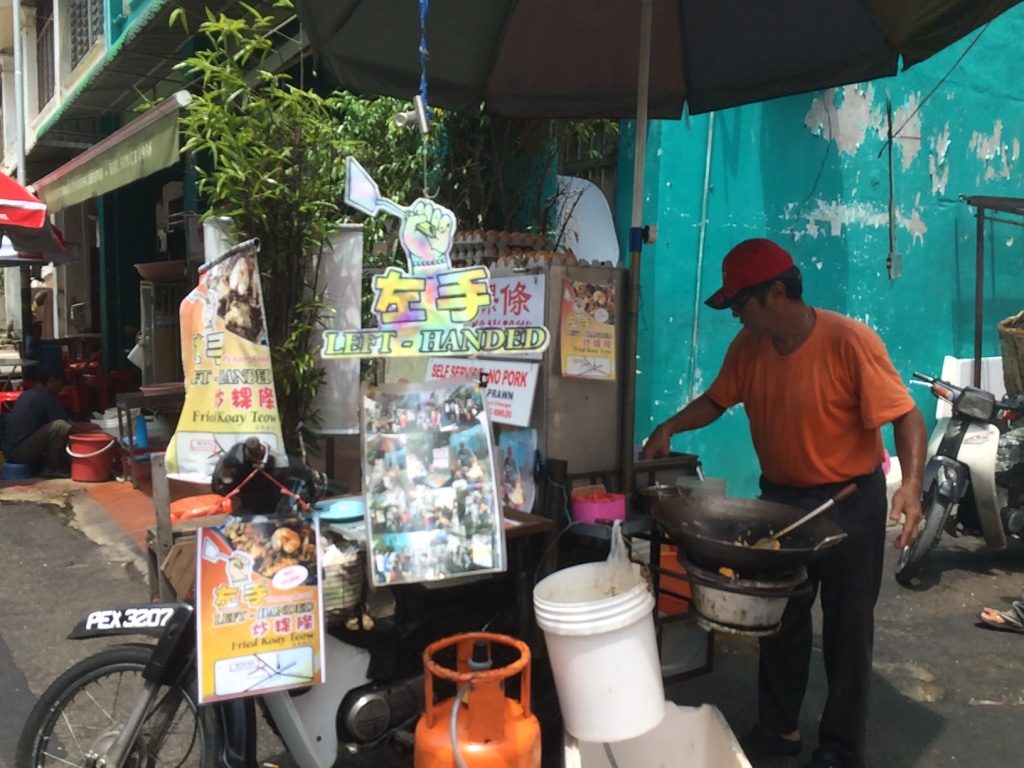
[473,274,547,360]
[559,278,617,380]
[166,240,285,481]
[195,514,325,704]
[321,158,550,360]
[426,356,539,427]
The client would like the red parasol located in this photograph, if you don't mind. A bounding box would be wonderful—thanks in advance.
[0,174,76,265]
[0,173,48,232]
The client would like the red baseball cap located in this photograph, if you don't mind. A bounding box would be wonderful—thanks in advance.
[704,239,795,310]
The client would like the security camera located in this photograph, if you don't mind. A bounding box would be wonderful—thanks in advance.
[395,110,418,128]
[394,94,430,134]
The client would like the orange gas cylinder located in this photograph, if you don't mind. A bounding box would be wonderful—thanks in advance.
[414,632,541,768]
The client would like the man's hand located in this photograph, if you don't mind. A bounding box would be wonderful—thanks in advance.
[890,480,923,549]
[641,424,672,460]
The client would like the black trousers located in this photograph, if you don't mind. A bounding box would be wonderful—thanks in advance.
[757,468,887,768]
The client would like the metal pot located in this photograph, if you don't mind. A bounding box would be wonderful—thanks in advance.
[652,495,847,575]
[683,558,808,636]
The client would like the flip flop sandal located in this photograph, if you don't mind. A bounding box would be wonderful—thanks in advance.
[977,600,1024,635]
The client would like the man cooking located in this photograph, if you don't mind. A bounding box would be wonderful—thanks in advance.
[642,239,926,768]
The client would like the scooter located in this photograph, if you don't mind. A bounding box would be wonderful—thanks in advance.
[895,371,1024,586]
[15,437,528,768]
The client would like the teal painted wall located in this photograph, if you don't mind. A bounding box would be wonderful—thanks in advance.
[625,8,1024,497]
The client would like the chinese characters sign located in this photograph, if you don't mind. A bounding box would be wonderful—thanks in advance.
[473,274,546,361]
[166,241,285,480]
[321,158,549,359]
[560,279,617,380]
[195,515,325,703]
[362,380,505,585]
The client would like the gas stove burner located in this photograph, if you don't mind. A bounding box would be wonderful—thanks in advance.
[679,556,809,637]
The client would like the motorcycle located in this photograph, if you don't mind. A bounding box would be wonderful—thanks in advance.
[895,371,1024,586]
[15,435,530,767]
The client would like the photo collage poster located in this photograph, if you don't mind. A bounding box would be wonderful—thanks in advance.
[362,379,505,586]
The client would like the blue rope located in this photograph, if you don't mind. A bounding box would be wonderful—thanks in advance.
[418,0,430,115]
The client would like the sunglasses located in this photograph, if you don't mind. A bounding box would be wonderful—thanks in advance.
[728,288,755,309]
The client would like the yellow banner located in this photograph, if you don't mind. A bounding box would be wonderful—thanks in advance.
[166,241,285,480]
[195,514,324,704]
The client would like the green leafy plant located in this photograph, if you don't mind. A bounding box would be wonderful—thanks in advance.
[172,2,356,446]
[171,1,617,440]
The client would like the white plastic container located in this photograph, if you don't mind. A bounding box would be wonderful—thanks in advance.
[566,703,752,768]
[533,560,664,742]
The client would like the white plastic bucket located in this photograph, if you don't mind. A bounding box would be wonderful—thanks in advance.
[534,560,665,742]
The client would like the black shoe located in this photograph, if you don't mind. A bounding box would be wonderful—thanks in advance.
[40,466,71,479]
[740,723,802,759]
[801,748,844,768]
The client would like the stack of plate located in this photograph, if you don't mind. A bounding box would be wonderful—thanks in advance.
[321,529,365,620]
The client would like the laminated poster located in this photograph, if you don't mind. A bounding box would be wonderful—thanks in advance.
[195,514,325,704]
[559,279,617,380]
[362,379,506,586]
[166,240,285,481]
[499,428,537,515]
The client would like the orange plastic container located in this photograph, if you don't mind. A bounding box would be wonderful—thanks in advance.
[414,633,541,768]
[657,545,691,616]
[170,494,236,524]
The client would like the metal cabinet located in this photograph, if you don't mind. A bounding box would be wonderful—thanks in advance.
[139,280,187,385]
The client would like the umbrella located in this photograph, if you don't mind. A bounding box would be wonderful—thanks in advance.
[0,172,48,238]
[0,173,75,266]
[295,0,1020,119]
[295,0,1022,491]
[0,228,78,268]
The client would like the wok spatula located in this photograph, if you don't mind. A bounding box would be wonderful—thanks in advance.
[752,483,858,549]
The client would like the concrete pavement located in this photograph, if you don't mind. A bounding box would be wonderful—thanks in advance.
[668,534,1024,767]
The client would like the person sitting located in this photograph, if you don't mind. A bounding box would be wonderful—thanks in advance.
[1,365,95,477]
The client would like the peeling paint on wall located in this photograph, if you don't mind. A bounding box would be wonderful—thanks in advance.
[785,198,927,244]
[805,85,877,155]
[929,123,952,195]
[890,94,922,171]
[969,120,1013,181]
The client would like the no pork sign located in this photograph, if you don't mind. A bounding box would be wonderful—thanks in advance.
[427,357,539,427]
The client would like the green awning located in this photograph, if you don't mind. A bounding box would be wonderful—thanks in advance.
[33,91,190,212]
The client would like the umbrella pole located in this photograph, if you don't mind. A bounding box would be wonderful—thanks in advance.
[12,0,33,348]
[622,0,653,500]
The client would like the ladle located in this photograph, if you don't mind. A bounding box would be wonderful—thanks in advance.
[752,483,858,549]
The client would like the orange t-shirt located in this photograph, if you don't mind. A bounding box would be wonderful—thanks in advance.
[705,309,915,488]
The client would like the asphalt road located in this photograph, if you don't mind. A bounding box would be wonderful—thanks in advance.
[0,500,148,764]
[0,497,404,768]
[668,531,1024,768]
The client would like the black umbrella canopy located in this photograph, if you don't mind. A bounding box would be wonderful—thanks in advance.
[296,0,1021,119]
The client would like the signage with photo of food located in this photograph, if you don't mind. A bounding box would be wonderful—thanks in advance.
[166,240,286,481]
[195,514,325,704]
[559,278,617,380]
[362,379,505,585]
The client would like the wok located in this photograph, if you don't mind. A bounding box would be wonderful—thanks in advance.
[652,495,847,575]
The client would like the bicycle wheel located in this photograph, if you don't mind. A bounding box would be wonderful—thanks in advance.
[895,483,953,587]
[16,643,222,767]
